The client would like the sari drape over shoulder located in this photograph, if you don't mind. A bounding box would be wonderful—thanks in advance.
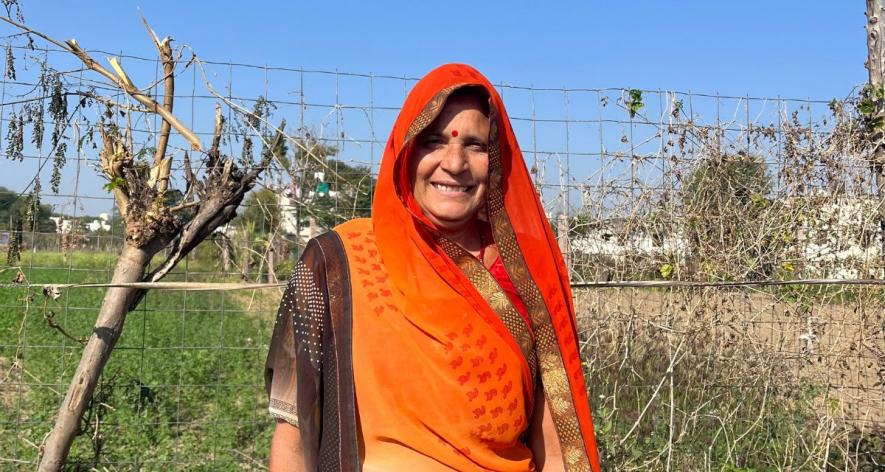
[266,64,600,472]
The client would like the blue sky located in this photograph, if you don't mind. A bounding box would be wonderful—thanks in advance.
[0,1,870,216]
[17,1,866,98]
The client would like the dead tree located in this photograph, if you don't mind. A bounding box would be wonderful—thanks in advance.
[1,16,285,471]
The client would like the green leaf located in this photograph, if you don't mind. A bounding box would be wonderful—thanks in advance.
[626,89,644,118]
[672,99,683,117]
[102,176,126,192]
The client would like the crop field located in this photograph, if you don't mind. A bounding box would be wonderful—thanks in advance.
[1,252,278,470]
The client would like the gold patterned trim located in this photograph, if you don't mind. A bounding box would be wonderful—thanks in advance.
[404,85,460,144]
[435,235,537,389]
[402,82,591,469]
[485,105,592,471]
[268,398,299,427]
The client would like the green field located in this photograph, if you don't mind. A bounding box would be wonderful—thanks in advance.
[1,251,278,470]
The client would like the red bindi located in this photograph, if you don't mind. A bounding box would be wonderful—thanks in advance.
[451,130,459,137]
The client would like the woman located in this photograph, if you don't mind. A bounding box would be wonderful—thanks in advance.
[266,64,600,471]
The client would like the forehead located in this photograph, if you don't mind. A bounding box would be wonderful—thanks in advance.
[428,95,489,130]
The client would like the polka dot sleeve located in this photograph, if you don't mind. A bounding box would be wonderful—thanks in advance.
[265,240,328,427]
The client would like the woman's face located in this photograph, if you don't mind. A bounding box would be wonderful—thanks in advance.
[409,94,490,233]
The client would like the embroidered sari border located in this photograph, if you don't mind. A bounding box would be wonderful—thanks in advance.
[435,235,538,393]
[391,80,594,471]
[486,106,592,472]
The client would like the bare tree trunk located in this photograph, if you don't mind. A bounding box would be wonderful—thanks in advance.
[38,244,154,471]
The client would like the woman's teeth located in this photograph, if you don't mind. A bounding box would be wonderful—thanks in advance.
[432,183,470,192]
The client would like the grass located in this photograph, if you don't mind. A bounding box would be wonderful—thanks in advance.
[2,251,883,470]
[1,251,279,470]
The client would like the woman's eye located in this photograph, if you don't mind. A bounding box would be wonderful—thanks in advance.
[423,138,443,148]
[467,142,488,151]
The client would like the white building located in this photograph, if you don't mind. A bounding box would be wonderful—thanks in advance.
[85,213,111,232]
[791,196,883,279]
[49,216,74,234]
[568,196,884,280]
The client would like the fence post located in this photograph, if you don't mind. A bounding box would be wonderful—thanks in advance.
[867,0,885,192]
[866,0,885,264]
[557,213,572,276]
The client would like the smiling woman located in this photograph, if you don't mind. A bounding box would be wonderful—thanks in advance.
[265,64,600,472]
[410,87,491,256]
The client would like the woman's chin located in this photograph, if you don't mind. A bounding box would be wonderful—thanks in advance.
[426,210,479,232]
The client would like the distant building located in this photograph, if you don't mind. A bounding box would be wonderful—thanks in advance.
[790,196,883,279]
[570,217,689,262]
[278,173,339,244]
[49,216,74,234]
[568,196,884,280]
[85,213,111,232]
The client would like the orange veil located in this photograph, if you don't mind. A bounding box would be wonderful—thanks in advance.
[361,64,600,470]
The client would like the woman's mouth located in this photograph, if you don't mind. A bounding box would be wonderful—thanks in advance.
[431,182,473,193]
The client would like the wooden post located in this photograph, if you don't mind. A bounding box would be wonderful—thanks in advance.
[867,0,885,270]
[241,232,253,282]
[220,234,231,273]
[557,213,572,277]
[867,0,884,87]
[266,241,276,283]
[867,0,885,191]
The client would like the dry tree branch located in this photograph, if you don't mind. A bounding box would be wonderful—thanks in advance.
[190,55,357,185]
[65,41,202,149]
[0,14,202,151]
[180,150,196,203]
[142,112,287,284]
[140,13,175,194]
[97,124,131,216]
[42,308,86,345]
[619,336,686,445]
[168,200,199,213]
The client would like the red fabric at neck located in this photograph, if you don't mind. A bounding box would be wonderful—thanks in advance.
[488,255,534,340]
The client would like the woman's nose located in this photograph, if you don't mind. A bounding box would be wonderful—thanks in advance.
[439,144,468,174]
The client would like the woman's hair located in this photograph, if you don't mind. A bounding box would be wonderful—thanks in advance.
[447,85,490,116]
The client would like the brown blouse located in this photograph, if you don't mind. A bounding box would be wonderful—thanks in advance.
[265,231,359,471]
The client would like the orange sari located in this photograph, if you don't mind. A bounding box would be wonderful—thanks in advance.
[343,64,600,471]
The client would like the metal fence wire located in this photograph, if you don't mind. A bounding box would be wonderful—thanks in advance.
[1,43,884,470]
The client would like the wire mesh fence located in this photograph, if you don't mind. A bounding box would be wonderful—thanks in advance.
[1,41,884,470]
